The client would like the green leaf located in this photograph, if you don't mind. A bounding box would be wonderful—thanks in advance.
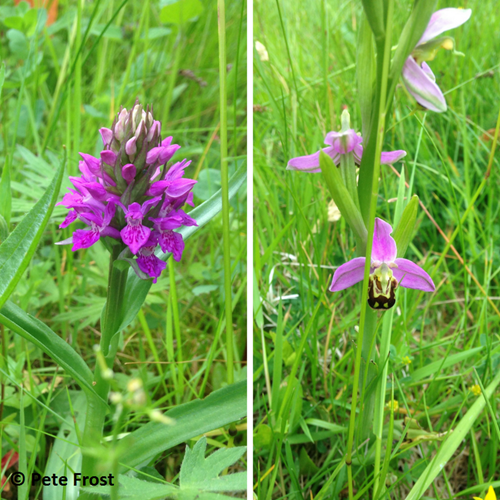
[356,15,375,139]
[118,380,246,471]
[319,151,367,247]
[0,62,5,98]
[83,438,245,500]
[405,370,500,500]
[0,301,102,403]
[118,165,246,333]
[160,0,204,25]
[0,156,64,309]
[392,194,419,259]
[360,0,385,43]
[408,347,484,384]
[81,475,178,500]
[180,437,246,493]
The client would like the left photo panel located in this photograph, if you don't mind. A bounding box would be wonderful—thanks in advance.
[0,0,247,498]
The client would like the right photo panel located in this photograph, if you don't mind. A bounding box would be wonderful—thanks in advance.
[253,1,500,499]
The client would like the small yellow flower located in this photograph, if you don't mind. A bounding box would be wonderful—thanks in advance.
[470,384,482,396]
[386,400,399,412]
[402,356,412,365]
[474,485,497,500]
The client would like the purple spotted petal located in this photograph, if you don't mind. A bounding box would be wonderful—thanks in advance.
[402,57,447,113]
[380,149,407,164]
[157,231,185,261]
[120,224,151,255]
[325,129,363,154]
[372,218,397,263]
[329,257,366,292]
[287,146,339,173]
[418,8,472,45]
[72,228,100,251]
[393,258,435,292]
[165,178,197,198]
[137,252,167,284]
[59,210,78,229]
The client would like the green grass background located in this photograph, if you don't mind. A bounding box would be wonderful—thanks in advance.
[254,0,500,498]
[0,0,247,495]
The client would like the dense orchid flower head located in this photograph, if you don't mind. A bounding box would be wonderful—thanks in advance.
[330,218,435,310]
[286,128,406,173]
[402,7,471,113]
[57,100,197,283]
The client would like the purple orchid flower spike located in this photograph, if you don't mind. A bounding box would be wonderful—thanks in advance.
[57,100,198,283]
[287,128,406,173]
[402,7,471,112]
[330,218,435,310]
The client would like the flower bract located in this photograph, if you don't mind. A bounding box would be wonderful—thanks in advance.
[330,218,435,310]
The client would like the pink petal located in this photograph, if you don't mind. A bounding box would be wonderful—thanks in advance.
[165,179,197,198]
[146,147,162,165]
[159,144,181,164]
[59,210,78,229]
[161,136,173,148]
[329,257,366,292]
[393,258,435,292]
[380,149,407,164]
[286,147,339,173]
[325,129,363,154]
[372,218,397,263]
[402,57,447,113]
[79,153,100,174]
[418,8,472,45]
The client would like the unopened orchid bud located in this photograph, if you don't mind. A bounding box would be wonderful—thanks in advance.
[122,163,136,184]
[126,137,137,156]
[99,128,113,146]
[101,150,117,166]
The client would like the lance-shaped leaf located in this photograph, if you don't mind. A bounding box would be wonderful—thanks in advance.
[0,301,104,406]
[0,157,64,310]
[319,151,367,247]
[357,15,376,139]
[118,380,246,470]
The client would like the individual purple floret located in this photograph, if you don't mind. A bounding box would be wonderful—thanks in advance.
[57,100,198,282]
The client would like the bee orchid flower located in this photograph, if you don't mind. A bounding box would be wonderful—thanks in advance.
[330,218,435,310]
[287,129,406,173]
[402,7,472,112]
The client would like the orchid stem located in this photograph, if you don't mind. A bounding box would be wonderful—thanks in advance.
[81,242,128,486]
[345,1,394,499]
[218,0,234,386]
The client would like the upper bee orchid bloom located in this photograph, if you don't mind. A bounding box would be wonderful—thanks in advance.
[402,7,471,112]
[287,129,406,173]
[330,218,435,310]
